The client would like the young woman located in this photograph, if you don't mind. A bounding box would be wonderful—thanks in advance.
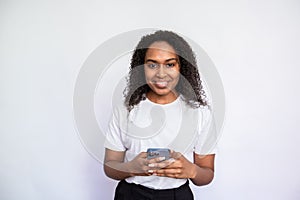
[104,30,216,200]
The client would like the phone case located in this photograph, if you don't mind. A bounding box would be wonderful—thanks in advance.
[147,148,171,160]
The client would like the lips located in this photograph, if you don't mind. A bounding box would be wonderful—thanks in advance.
[152,81,169,88]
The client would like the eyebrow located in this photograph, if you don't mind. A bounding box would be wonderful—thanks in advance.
[145,58,178,63]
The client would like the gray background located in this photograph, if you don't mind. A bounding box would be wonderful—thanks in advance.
[1,0,300,199]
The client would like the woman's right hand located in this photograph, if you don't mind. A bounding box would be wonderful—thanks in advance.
[104,148,168,180]
[128,152,166,176]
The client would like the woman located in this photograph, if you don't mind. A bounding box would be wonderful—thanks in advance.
[104,30,216,200]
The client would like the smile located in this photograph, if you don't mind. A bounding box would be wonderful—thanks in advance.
[151,81,170,88]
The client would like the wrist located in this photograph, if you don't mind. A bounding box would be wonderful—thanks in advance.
[126,161,135,177]
[190,163,198,179]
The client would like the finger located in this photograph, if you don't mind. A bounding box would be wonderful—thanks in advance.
[155,169,183,178]
[147,169,156,174]
[170,150,176,156]
[156,168,182,175]
[157,158,176,168]
[148,156,166,164]
[146,169,154,175]
[162,159,183,169]
[148,158,175,168]
[155,159,176,170]
[139,152,148,158]
[171,151,182,160]
[156,173,182,178]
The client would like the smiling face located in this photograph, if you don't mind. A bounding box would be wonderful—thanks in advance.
[144,41,180,104]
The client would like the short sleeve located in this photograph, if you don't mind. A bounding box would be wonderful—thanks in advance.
[194,106,218,155]
[104,107,126,152]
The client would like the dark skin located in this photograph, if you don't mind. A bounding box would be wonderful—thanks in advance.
[104,149,215,186]
[104,41,215,186]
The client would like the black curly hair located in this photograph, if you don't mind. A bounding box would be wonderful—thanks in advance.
[124,30,207,112]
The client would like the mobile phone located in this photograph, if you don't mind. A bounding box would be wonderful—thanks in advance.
[147,148,171,160]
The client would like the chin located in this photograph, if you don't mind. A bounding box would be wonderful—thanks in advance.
[153,89,173,96]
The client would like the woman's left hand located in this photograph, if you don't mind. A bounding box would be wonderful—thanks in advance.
[148,151,196,179]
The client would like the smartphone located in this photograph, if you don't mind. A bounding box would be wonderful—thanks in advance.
[147,148,171,160]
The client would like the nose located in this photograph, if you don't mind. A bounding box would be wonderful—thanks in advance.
[156,64,167,78]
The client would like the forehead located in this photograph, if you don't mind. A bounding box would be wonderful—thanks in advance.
[145,41,178,60]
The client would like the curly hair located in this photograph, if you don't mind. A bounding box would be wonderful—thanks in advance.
[124,30,207,112]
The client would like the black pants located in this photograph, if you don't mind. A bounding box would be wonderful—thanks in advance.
[114,180,194,200]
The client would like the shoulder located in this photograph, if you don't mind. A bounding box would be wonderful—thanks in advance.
[112,99,150,122]
[198,105,212,117]
[111,102,129,122]
[197,105,213,126]
[179,96,212,118]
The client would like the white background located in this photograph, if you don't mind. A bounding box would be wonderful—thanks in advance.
[1,0,300,199]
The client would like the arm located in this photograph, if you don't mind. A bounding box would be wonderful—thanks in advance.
[104,148,163,180]
[190,153,215,186]
[103,148,133,180]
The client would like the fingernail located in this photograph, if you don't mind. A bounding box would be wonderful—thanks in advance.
[148,163,155,167]
[148,170,154,173]
[168,158,175,163]
[159,157,166,161]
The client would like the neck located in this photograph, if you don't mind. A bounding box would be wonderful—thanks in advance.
[146,91,179,104]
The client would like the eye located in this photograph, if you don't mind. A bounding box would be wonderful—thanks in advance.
[147,63,158,69]
[166,63,175,68]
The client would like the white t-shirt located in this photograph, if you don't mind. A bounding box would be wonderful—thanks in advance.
[104,95,217,190]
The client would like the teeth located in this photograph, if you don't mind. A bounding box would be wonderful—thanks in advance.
[155,81,168,87]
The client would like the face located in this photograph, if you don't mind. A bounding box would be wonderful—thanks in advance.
[144,41,180,103]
